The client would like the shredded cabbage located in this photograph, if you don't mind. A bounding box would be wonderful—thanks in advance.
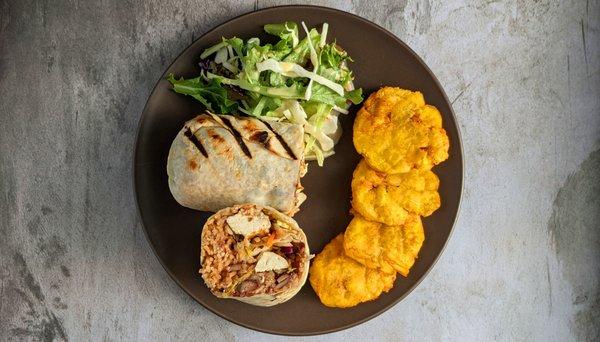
[256,59,345,95]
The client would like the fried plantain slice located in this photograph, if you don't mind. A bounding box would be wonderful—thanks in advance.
[351,159,440,226]
[309,234,396,308]
[343,214,425,277]
[353,87,449,174]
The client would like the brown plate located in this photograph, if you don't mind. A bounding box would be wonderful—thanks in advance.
[134,5,463,336]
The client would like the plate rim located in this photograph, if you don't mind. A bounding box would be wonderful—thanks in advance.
[132,4,464,336]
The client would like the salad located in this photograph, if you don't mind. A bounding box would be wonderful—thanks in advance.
[167,22,363,165]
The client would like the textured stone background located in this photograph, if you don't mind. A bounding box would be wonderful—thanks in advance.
[1,0,599,341]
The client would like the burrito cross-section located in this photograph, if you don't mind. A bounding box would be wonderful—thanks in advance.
[167,113,307,216]
[200,204,310,306]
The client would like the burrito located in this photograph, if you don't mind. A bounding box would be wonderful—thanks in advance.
[200,204,310,306]
[167,113,306,215]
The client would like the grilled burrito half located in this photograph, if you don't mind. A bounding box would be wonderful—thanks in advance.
[167,113,306,215]
[200,204,310,306]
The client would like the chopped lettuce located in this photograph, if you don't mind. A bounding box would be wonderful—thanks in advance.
[167,21,363,166]
[264,22,299,48]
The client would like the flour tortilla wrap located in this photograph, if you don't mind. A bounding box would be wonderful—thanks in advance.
[167,113,306,216]
[200,204,310,306]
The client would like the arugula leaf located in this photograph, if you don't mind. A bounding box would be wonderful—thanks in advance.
[167,74,236,114]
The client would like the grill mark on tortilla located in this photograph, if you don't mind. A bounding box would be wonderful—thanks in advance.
[184,128,208,158]
[220,117,252,158]
[262,121,298,160]
[207,129,225,143]
[249,131,270,148]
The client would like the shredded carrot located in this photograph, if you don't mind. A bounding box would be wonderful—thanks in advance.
[266,233,276,247]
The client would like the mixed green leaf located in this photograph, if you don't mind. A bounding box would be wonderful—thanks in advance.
[167,21,363,165]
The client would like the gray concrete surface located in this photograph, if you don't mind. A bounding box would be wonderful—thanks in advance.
[1,0,598,341]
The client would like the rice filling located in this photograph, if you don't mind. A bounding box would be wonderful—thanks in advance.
[201,204,307,297]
